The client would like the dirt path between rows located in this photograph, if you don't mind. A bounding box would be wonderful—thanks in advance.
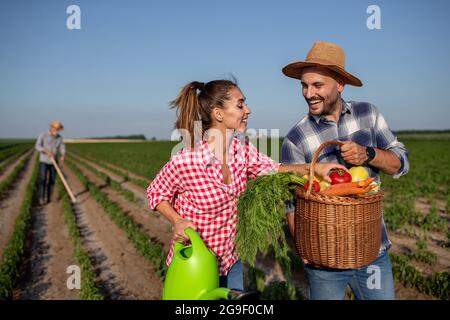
[13,185,79,300]
[70,160,172,253]
[62,164,162,299]
[0,152,37,257]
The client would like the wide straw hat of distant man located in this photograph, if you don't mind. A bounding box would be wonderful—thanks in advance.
[50,120,64,131]
[281,41,410,300]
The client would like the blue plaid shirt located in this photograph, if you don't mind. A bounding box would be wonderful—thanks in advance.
[282,99,410,254]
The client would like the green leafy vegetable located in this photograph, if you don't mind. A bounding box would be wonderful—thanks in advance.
[235,172,306,276]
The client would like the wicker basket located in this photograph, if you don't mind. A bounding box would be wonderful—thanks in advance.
[294,140,383,269]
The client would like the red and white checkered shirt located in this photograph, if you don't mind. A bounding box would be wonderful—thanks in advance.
[147,136,280,275]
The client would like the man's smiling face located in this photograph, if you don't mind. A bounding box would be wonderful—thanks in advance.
[300,66,345,117]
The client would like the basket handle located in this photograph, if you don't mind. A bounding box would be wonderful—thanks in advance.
[306,140,344,199]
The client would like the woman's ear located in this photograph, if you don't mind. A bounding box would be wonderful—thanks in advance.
[213,107,223,122]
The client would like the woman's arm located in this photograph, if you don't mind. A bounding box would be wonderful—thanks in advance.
[278,163,310,177]
[155,200,197,243]
[245,138,347,181]
[147,158,196,243]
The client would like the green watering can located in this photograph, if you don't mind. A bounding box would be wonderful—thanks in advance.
[163,228,253,300]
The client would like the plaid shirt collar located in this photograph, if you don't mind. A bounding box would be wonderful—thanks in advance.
[309,99,353,124]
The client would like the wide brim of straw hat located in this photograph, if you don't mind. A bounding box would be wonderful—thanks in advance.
[282,60,363,87]
[50,121,64,130]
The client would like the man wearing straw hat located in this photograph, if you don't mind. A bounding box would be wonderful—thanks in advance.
[282,41,410,300]
[35,121,66,205]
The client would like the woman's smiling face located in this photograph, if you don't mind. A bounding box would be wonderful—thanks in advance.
[216,87,251,131]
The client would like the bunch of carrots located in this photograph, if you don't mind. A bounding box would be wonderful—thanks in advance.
[318,177,376,197]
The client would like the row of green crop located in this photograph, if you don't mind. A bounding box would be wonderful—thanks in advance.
[0,147,32,175]
[382,139,449,233]
[0,158,39,299]
[0,144,33,163]
[66,159,167,278]
[70,152,148,189]
[0,152,32,198]
[389,252,449,300]
[67,141,177,180]
[56,179,104,300]
[68,155,138,204]
[0,143,32,163]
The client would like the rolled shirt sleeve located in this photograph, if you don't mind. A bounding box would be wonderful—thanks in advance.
[147,159,182,210]
[373,106,410,179]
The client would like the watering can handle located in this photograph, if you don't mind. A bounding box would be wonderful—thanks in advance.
[173,228,208,254]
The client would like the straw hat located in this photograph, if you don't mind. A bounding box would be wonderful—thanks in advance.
[50,120,64,130]
[282,41,362,87]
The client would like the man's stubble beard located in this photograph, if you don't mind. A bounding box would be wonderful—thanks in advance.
[309,92,341,117]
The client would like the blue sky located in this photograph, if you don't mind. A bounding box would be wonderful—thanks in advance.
[1,0,449,139]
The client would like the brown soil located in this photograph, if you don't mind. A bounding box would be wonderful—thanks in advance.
[61,164,163,299]
[13,185,79,300]
[394,282,435,300]
[0,152,37,257]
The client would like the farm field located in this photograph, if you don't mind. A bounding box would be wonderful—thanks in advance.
[0,136,448,300]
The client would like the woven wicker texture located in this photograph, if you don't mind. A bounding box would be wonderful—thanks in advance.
[295,140,383,269]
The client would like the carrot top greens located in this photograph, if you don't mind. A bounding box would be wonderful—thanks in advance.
[235,172,306,276]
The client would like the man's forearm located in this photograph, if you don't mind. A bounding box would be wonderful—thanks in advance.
[368,148,401,175]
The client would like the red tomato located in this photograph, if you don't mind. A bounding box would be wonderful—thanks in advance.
[329,169,352,185]
[303,181,321,192]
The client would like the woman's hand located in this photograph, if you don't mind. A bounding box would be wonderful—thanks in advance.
[314,162,349,183]
[172,218,197,243]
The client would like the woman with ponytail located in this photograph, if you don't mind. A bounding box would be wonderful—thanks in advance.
[147,79,347,291]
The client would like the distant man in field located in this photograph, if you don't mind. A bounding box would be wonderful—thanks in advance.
[282,41,410,299]
[35,121,66,205]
